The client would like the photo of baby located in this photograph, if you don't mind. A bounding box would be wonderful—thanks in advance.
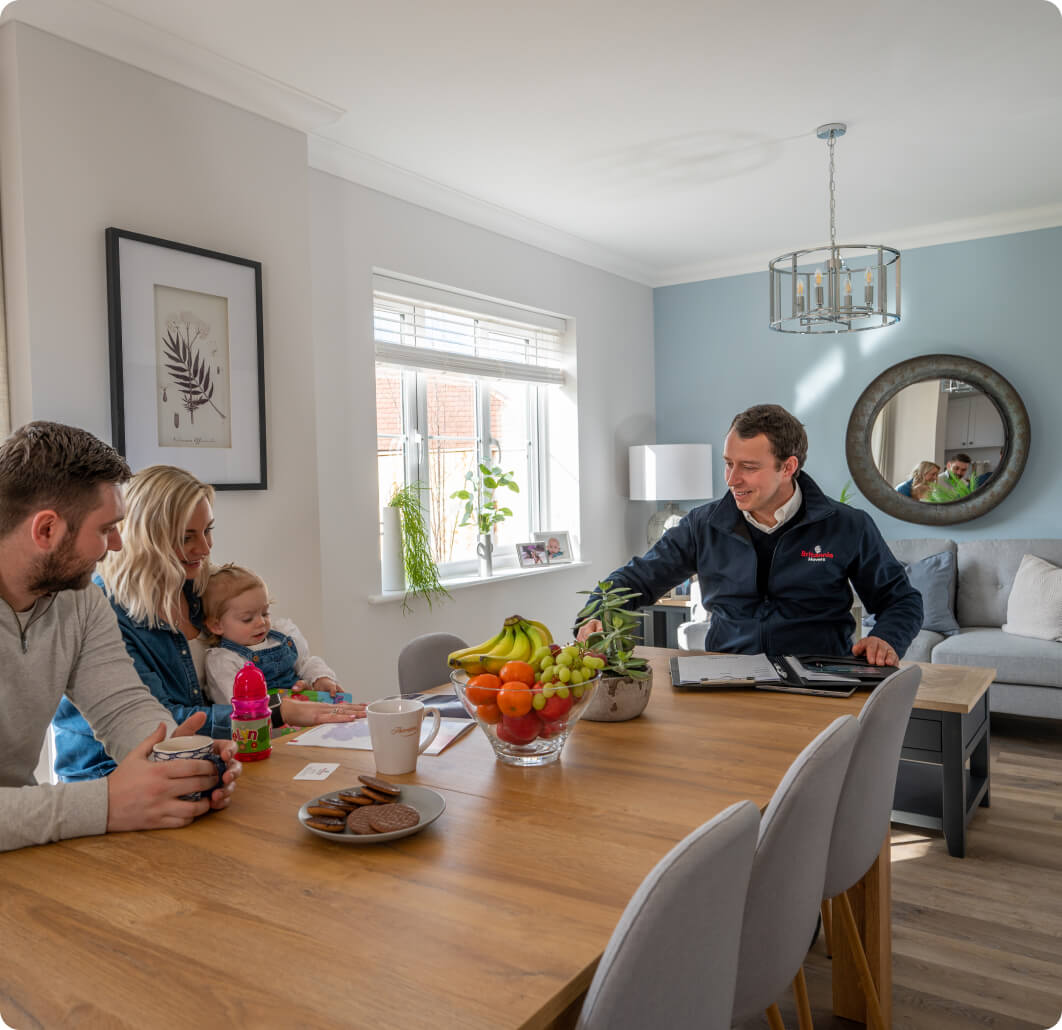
[533,530,572,565]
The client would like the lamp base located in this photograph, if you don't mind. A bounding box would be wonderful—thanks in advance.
[647,503,687,548]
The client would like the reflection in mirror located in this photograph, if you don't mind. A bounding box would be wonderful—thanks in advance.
[845,354,1030,527]
[870,380,1006,504]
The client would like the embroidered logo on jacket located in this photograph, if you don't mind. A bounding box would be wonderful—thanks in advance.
[801,544,835,563]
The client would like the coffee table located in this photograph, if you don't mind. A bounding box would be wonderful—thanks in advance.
[893,661,995,858]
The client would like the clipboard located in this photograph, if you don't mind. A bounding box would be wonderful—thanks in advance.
[668,654,777,690]
[669,653,888,696]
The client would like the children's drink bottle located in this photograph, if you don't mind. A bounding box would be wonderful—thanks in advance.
[231,661,272,761]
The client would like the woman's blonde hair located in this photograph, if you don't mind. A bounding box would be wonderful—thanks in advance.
[910,460,940,486]
[99,465,215,628]
[203,564,268,629]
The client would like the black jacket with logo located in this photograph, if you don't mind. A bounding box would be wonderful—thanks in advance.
[604,471,923,657]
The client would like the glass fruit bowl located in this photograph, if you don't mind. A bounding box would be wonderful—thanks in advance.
[450,667,598,766]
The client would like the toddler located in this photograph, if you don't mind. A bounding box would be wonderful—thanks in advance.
[202,564,342,704]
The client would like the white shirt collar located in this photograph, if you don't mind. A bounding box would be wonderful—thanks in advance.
[742,480,802,535]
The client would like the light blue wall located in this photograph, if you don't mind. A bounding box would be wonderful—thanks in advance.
[653,226,1059,541]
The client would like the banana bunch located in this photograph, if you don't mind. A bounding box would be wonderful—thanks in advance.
[448,615,555,676]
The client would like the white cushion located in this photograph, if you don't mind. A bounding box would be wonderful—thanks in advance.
[1002,554,1062,641]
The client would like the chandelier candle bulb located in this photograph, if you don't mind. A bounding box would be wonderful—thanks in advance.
[844,278,853,310]
[796,279,805,313]
[864,266,874,307]
[815,269,824,307]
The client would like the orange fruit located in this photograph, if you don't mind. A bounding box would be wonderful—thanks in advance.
[466,673,501,706]
[496,684,533,717]
[499,661,535,686]
[476,702,502,724]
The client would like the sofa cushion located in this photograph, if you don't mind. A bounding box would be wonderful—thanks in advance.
[902,628,945,664]
[1002,554,1062,641]
[956,539,1062,628]
[868,547,959,637]
[930,627,1062,689]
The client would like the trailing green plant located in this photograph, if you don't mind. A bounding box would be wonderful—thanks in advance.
[575,580,651,681]
[388,482,451,614]
[926,470,979,504]
[451,462,520,536]
[838,479,856,505]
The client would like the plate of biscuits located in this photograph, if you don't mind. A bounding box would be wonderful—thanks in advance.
[298,775,445,844]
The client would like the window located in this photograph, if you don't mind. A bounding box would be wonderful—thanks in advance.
[374,277,567,579]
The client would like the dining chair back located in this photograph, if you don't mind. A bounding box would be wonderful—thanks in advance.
[576,800,760,1030]
[824,665,921,900]
[397,633,467,697]
[730,715,860,1026]
[817,665,922,1030]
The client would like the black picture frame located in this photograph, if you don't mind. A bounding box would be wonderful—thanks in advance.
[105,227,267,489]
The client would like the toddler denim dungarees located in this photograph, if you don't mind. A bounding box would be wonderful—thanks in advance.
[219,629,300,691]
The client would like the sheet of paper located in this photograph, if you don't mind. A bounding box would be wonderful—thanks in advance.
[674,654,778,683]
[288,718,474,755]
[784,656,861,684]
[293,762,340,780]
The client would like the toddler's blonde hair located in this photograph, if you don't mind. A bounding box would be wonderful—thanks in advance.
[202,563,269,631]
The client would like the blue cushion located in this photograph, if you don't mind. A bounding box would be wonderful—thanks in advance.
[864,550,960,637]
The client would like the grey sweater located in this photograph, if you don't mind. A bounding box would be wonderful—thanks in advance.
[1,585,176,851]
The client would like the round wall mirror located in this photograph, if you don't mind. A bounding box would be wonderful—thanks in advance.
[845,355,1030,525]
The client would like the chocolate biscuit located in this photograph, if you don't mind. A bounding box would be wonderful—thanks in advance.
[368,803,420,833]
[358,774,401,796]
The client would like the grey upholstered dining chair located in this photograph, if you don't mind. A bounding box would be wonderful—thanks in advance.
[730,715,860,1030]
[396,632,467,696]
[814,665,922,1030]
[576,800,761,1030]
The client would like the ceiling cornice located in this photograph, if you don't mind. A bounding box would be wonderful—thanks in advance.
[654,202,1062,288]
[4,0,344,133]
[308,134,657,286]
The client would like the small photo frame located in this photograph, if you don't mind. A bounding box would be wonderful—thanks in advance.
[533,530,572,565]
[106,228,267,489]
[516,541,547,568]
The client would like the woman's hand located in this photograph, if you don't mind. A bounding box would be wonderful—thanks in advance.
[280,698,366,726]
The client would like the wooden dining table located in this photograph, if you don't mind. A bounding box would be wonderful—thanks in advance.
[0,649,888,1029]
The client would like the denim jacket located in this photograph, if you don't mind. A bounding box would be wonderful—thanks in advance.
[53,579,232,782]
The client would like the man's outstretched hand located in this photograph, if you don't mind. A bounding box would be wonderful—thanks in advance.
[852,635,899,666]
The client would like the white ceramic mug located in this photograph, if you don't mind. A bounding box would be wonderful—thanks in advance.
[366,698,442,775]
[150,734,225,800]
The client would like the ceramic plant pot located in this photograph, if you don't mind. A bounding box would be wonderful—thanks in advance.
[581,669,653,722]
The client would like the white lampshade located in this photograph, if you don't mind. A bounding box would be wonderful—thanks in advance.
[629,444,714,501]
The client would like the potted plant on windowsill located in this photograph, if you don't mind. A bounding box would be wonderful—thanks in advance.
[384,482,451,614]
[575,580,653,722]
[451,462,519,577]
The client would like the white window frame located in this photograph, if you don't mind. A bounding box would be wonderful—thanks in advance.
[374,277,565,582]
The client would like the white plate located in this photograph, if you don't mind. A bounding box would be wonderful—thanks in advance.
[298,784,446,844]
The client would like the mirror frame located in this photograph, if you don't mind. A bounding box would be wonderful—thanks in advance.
[845,354,1030,526]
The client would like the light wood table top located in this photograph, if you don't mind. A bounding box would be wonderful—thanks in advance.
[906,660,996,714]
[0,649,882,1029]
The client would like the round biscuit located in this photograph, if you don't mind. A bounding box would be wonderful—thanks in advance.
[305,816,345,832]
[346,807,378,835]
[368,803,420,833]
[358,774,400,796]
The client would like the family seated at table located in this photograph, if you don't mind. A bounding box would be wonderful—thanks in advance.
[1,402,923,854]
[0,423,364,853]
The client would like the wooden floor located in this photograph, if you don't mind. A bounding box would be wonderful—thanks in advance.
[737,713,1062,1030]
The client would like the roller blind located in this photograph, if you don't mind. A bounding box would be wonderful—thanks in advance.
[373,277,566,386]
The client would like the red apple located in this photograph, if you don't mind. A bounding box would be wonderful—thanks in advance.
[539,694,573,722]
[498,711,541,744]
[538,720,567,738]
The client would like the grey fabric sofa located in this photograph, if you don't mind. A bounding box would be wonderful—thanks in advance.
[889,538,1062,721]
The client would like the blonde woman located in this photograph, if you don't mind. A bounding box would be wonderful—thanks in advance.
[895,460,940,502]
[53,466,364,781]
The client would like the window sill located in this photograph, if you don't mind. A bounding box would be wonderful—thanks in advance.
[369,561,589,605]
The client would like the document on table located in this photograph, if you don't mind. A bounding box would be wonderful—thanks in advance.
[670,653,779,687]
[288,718,474,755]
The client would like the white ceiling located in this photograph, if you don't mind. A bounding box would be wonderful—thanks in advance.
[8,0,1062,284]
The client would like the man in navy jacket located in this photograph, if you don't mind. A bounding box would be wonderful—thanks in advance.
[582,405,923,664]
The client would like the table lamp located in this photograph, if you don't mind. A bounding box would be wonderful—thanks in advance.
[629,443,714,547]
